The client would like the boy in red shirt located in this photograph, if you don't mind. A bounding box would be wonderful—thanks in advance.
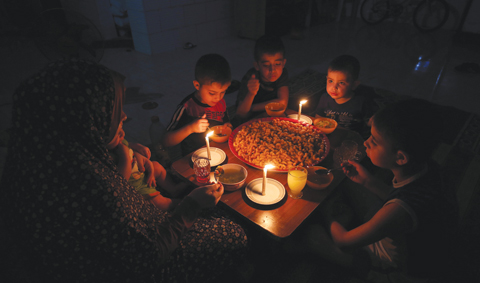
[164,54,232,156]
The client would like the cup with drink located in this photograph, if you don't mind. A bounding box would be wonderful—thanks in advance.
[193,157,211,183]
[333,140,361,168]
[288,166,307,199]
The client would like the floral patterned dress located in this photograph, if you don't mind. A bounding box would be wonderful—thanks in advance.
[0,59,247,282]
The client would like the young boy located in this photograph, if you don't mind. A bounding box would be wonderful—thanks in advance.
[107,112,188,211]
[164,54,232,156]
[315,55,378,139]
[234,35,289,126]
[288,99,459,281]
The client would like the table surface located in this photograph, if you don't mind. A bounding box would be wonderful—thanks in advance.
[171,110,365,239]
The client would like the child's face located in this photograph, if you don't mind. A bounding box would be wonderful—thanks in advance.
[326,69,358,104]
[194,81,230,107]
[364,121,397,169]
[106,111,127,150]
[254,52,286,83]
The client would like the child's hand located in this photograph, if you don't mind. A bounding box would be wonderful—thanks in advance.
[247,74,260,96]
[342,160,372,187]
[129,142,151,159]
[190,114,209,133]
[134,152,156,187]
[145,166,156,187]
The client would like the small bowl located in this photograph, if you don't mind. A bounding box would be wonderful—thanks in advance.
[265,102,286,117]
[313,117,338,134]
[209,125,232,143]
[306,166,334,190]
[216,163,248,191]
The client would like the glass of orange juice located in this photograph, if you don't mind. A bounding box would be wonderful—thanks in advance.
[288,166,307,199]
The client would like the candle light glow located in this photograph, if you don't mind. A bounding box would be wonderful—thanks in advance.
[297,100,307,120]
[262,164,275,196]
[206,131,213,160]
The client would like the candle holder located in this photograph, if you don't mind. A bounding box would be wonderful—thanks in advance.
[245,178,285,205]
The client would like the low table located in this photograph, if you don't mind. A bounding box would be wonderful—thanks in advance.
[171,111,365,239]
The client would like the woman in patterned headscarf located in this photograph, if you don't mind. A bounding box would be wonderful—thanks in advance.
[0,59,247,282]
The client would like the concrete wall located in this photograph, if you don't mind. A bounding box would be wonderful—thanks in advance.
[126,0,234,55]
[59,0,234,55]
[60,0,118,40]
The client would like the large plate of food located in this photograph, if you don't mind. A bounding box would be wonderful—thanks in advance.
[229,117,330,172]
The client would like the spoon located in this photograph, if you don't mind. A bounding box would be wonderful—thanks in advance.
[214,166,224,183]
[314,166,341,175]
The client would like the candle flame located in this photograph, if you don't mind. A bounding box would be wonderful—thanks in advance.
[300,100,308,105]
[264,164,275,170]
[206,131,214,138]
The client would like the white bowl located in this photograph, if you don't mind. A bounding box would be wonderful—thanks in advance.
[287,114,312,125]
[216,163,248,191]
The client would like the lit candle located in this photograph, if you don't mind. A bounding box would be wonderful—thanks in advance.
[206,131,213,160]
[262,164,274,196]
[298,100,307,120]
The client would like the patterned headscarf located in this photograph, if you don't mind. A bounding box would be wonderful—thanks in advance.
[0,59,167,281]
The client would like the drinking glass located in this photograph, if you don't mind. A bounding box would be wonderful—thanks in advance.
[334,140,358,167]
[193,157,211,183]
[288,166,307,199]
[342,140,358,161]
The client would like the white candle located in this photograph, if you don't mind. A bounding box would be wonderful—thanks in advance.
[298,100,307,120]
[262,164,274,196]
[206,131,213,160]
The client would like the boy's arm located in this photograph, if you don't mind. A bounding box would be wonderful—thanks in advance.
[343,160,393,200]
[328,202,413,250]
[249,85,289,112]
[235,74,260,118]
[113,143,132,180]
[163,114,209,147]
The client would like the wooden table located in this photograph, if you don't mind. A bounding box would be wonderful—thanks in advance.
[171,110,365,239]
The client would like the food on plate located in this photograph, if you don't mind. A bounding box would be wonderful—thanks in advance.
[265,102,286,117]
[306,166,334,190]
[314,120,335,128]
[233,119,326,170]
[218,168,245,184]
[209,125,232,143]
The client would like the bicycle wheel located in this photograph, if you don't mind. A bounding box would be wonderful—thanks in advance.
[360,0,390,25]
[413,0,449,32]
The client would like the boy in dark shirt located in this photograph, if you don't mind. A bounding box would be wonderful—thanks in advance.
[234,35,289,126]
[315,55,378,139]
[288,99,458,282]
[164,54,232,156]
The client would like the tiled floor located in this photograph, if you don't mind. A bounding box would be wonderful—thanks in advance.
[2,18,480,148]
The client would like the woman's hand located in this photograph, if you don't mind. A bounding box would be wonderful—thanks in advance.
[190,114,209,133]
[114,142,132,180]
[187,183,224,209]
[342,160,372,187]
